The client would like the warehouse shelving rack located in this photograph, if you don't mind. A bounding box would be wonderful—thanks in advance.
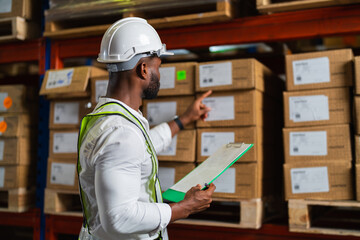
[44,4,360,240]
[0,39,47,240]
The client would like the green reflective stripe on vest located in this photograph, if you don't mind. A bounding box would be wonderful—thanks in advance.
[77,101,163,233]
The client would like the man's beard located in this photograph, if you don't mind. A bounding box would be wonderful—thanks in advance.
[143,73,160,100]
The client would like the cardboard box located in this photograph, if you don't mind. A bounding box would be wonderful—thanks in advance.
[0,0,34,19]
[0,137,35,165]
[356,135,360,164]
[158,62,196,96]
[283,124,352,163]
[46,158,79,191]
[0,114,33,137]
[285,49,353,91]
[40,66,107,99]
[143,96,195,129]
[196,59,283,98]
[158,162,195,192]
[157,130,196,162]
[49,129,78,159]
[355,57,360,94]
[354,96,360,134]
[0,165,35,190]
[49,98,93,129]
[283,88,351,128]
[196,90,280,128]
[91,77,109,104]
[356,164,360,201]
[0,85,37,113]
[196,127,269,163]
[284,161,353,200]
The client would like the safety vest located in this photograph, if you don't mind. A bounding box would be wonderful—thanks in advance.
[77,101,164,239]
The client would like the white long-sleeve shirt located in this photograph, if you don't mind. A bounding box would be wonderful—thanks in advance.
[78,97,172,240]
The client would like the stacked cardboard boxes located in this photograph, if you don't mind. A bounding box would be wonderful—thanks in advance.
[194,59,284,199]
[0,84,38,211]
[354,56,360,201]
[142,62,198,192]
[40,66,107,208]
[283,49,354,200]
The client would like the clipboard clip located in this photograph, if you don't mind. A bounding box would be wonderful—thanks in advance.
[226,142,244,148]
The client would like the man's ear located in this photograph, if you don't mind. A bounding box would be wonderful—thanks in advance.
[136,60,148,80]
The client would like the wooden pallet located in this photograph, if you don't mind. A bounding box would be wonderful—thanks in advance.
[44,188,82,217]
[0,187,35,213]
[256,0,360,14]
[0,17,40,43]
[44,0,233,39]
[288,199,360,237]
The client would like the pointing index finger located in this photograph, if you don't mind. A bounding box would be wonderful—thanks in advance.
[198,90,212,102]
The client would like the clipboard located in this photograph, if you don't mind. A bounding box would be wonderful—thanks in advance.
[162,142,253,202]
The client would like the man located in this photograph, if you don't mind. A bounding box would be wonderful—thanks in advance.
[78,17,216,240]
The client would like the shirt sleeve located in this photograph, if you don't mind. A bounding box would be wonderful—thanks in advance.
[149,122,172,153]
[93,125,172,236]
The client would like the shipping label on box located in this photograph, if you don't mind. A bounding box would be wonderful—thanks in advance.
[158,162,195,192]
[49,130,79,159]
[143,96,195,129]
[40,66,107,99]
[91,77,109,103]
[284,161,353,200]
[283,88,351,127]
[47,158,78,191]
[283,124,351,163]
[196,127,263,163]
[158,62,196,96]
[49,98,93,129]
[157,130,196,162]
[286,49,353,91]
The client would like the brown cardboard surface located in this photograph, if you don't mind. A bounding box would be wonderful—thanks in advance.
[0,165,36,190]
[0,114,33,137]
[356,135,360,164]
[91,76,109,104]
[283,124,352,163]
[196,59,283,99]
[49,129,78,160]
[0,137,35,165]
[0,85,37,113]
[40,66,107,98]
[196,90,280,128]
[283,88,351,128]
[49,98,93,129]
[196,127,266,163]
[143,96,195,129]
[0,0,33,19]
[157,130,196,162]
[285,49,353,91]
[158,162,195,192]
[354,96,360,134]
[356,164,360,201]
[284,161,353,200]
[46,158,79,191]
[355,57,360,95]
[158,62,196,96]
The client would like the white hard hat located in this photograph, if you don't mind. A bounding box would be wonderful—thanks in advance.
[98,17,173,71]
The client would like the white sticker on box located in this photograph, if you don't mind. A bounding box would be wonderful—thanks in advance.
[0,0,12,13]
[290,131,327,156]
[201,132,235,156]
[0,167,4,188]
[95,80,108,103]
[46,68,74,89]
[0,93,8,111]
[291,166,329,194]
[203,96,235,121]
[199,62,232,88]
[50,162,76,186]
[158,167,175,191]
[159,67,175,89]
[53,132,78,153]
[289,95,329,122]
[158,135,177,156]
[0,140,4,161]
[213,168,235,193]
[54,102,79,124]
[293,57,330,85]
[147,102,177,126]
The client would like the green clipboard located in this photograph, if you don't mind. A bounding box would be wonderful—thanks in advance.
[162,142,253,202]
